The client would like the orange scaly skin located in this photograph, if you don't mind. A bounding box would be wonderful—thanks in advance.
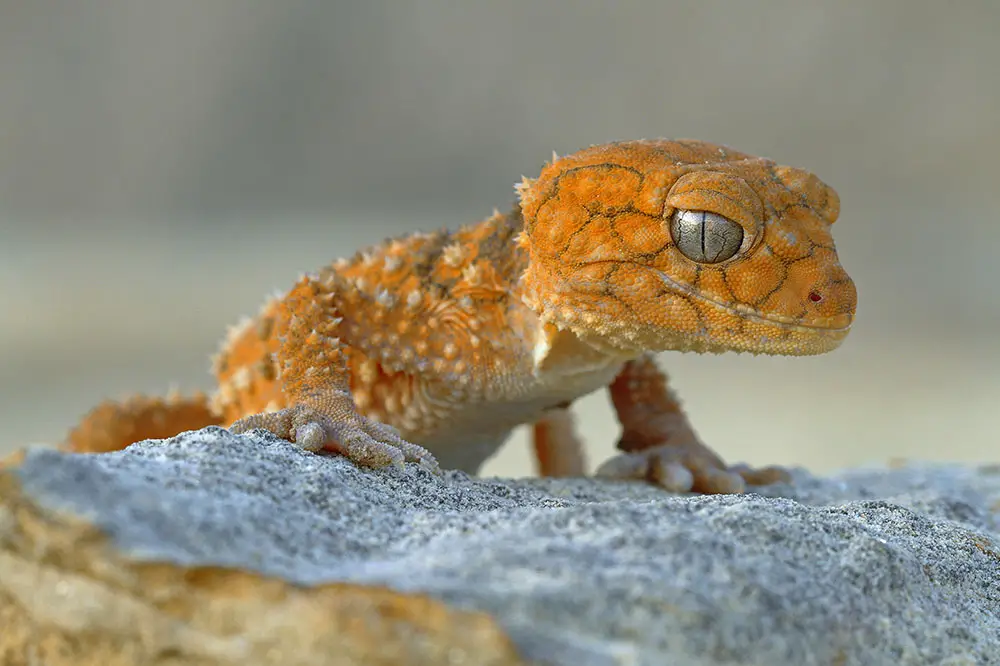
[65,139,857,494]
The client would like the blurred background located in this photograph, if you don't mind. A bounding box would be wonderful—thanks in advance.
[2,1,998,475]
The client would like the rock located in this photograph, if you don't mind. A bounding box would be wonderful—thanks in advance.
[1,427,998,665]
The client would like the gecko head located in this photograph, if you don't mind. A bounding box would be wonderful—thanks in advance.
[515,139,857,356]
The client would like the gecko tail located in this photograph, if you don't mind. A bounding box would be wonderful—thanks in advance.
[63,391,223,453]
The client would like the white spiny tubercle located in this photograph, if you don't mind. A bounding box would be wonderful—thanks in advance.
[461,264,480,284]
[375,288,395,308]
[406,290,422,309]
[358,359,379,384]
[515,176,534,197]
[442,242,465,267]
[224,316,254,346]
[213,382,235,407]
[209,351,224,375]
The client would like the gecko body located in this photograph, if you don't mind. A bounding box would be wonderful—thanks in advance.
[66,139,857,494]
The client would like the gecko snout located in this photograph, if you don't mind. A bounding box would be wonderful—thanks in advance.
[802,264,857,330]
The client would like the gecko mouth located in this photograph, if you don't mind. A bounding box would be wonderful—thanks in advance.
[654,269,853,335]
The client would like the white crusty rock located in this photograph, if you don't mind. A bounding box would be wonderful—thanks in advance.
[2,426,998,665]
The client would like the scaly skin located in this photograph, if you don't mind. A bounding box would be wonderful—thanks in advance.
[65,139,857,494]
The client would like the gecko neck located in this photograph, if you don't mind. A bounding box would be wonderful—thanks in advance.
[491,207,641,372]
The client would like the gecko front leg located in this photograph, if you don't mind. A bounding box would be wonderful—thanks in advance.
[595,353,789,494]
[229,274,440,474]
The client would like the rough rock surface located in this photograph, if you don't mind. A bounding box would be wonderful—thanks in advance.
[1,427,998,665]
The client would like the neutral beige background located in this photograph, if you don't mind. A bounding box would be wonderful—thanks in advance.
[2,2,998,476]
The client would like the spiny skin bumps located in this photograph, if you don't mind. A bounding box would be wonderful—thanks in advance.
[64,139,857,494]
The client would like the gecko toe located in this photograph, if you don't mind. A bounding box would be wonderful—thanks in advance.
[341,431,406,470]
[731,463,792,487]
[648,459,696,493]
[594,442,788,495]
[361,419,441,474]
[293,422,326,452]
[594,452,650,482]
[691,468,746,494]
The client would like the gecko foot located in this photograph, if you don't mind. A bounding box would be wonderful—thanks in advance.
[594,441,790,494]
[229,404,440,474]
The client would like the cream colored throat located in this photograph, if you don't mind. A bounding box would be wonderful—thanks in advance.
[532,321,634,379]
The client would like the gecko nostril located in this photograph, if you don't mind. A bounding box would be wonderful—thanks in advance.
[808,291,823,303]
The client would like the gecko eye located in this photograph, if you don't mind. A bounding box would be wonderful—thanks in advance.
[669,209,744,264]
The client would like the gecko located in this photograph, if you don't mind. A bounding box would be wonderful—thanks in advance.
[64,139,857,494]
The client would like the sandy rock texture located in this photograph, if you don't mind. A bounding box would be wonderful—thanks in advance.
[1,427,998,665]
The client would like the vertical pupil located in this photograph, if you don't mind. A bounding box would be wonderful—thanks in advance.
[700,211,708,260]
[671,210,742,263]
